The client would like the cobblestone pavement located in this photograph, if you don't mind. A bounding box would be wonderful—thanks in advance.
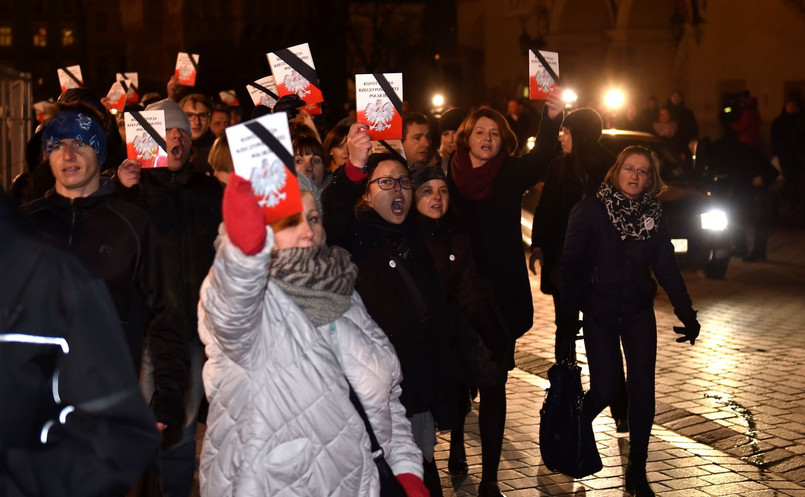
[436,225,805,496]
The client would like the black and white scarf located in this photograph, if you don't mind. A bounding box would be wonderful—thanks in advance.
[596,183,662,241]
[269,244,358,326]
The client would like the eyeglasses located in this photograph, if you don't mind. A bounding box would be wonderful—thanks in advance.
[369,176,413,190]
[185,112,211,121]
[622,165,650,177]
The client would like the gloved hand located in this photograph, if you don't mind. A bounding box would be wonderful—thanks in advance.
[223,174,266,255]
[555,317,582,363]
[674,319,700,345]
[396,473,429,497]
[272,94,306,120]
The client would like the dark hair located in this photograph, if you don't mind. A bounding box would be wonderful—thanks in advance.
[293,134,324,159]
[603,145,665,196]
[402,113,429,141]
[322,124,350,167]
[354,153,409,214]
[455,108,518,156]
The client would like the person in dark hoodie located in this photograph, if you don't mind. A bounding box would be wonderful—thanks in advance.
[22,103,188,438]
[115,98,222,497]
[1,187,161,497]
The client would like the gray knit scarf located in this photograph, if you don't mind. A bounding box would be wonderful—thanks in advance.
[269,244,358,326]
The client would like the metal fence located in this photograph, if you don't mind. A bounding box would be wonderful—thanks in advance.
[0,65,33,191]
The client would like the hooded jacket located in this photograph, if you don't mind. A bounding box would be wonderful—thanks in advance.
[197,229,422,497]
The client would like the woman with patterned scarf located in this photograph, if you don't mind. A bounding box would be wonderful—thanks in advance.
[558,146,701,497]
[197,170,428,497]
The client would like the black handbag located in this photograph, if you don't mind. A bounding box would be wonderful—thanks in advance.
[538,340,603,478]
[347,383,407,497]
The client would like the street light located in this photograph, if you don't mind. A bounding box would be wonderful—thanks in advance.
[432,93,445,108]
[561,89,578,109]
[604,88,626,110]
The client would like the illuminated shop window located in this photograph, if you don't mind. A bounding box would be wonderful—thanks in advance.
[61,28,74,47]
[33,26,47,47]
[0,26,11,46]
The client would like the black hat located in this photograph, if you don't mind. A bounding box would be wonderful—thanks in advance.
[439,107,467,134]
[412,165,446,190]
[562,108,603,144]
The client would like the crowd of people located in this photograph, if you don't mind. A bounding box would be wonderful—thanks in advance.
[5,68,803,497]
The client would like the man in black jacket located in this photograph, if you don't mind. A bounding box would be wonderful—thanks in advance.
[23,104,188,434]
[116,98,223,497]
[1,188,160,497]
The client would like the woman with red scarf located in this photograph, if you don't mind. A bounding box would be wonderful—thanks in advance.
[446,92,563,497]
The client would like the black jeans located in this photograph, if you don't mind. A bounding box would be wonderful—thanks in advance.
[581,309,657,457]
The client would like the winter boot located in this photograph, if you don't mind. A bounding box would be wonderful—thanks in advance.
[625,453,655,497]
[447,436,468,475]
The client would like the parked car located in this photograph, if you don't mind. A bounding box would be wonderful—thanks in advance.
[521,129,732,279]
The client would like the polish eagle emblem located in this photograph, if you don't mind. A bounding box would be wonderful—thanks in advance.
[284,70,311,98]
[364,99,395,132]
[250,158,287,208]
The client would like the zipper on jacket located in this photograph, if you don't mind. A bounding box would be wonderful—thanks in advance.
[68,198,76,246]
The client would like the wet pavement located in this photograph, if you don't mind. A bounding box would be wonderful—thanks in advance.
[436,224,805,496]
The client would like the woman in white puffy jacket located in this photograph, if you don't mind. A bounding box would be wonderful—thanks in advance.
[198,172,429,497]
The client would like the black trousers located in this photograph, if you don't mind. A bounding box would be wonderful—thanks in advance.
[581,308,657,457]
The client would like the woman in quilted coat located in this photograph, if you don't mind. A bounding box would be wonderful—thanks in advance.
[197,170,428,497]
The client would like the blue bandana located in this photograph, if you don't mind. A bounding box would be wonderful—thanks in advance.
[42,111,107,165]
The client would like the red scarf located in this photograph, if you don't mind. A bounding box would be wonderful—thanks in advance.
[450,147,506,200]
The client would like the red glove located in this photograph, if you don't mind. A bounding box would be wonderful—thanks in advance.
[223,174,266,255]
[396,473,429,497]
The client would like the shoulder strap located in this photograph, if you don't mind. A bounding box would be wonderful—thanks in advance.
[346,381,383,457]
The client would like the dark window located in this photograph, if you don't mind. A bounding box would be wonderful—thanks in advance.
[61,0,72,14]
[96,11,106,32]
[32,0,45,15]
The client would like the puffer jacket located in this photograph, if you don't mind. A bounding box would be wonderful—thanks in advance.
[197,229,422,497]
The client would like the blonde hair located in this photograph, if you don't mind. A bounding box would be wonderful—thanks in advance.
[208,135,234,173]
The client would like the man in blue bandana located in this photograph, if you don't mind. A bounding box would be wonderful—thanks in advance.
[22,104,189,484]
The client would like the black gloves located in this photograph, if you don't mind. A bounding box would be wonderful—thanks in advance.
[272,94,306,120]
[674,319,700,345]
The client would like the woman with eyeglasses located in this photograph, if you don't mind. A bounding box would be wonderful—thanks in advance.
[446,93,563,497]
[323,125,460,497]
[558,146,701,497]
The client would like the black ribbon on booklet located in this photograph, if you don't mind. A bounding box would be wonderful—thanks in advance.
[186,53,199,72]
[532,49,560,85]
[244,121,296,177]
[248,82,280,101]
[129,111,167,154]
[372,73,403,118]
[62,67,83,87]
[274,49,320,89]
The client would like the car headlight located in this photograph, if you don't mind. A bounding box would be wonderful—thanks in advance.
[700,209,728,231]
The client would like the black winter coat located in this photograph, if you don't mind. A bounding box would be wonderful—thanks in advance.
[116,164,223,341]
[416,212,513,373]
[322,172,458,427]
[448,109,562,339]
[0,191,160,497]
[559,196,695,325]
[22,179,188,425]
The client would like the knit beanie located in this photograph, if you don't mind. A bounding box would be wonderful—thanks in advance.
[439,107,467,134]
[562,108,603,145]
[297,173,322,217]
[145,99,191,136]
[412,165,446,190]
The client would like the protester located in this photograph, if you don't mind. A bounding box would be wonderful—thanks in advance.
[652,107,677,139]
[198,171,427,497]
[179,93,216,174]
[116,98,223,497]
[0,188,160,497]
[23,103,188,438]
[208,102,231,138]
[293,133,332,190]
[323,140,459,497]
[504,99,532,156]
[411,165,510,482]
[559,146,700,497]
[207,134,234,187]
[402,113,433,171]
[322,124,350,172]
[666,90,699,158]
[436,107,466,173]
[771,92,805,210]
[446,92,563,497]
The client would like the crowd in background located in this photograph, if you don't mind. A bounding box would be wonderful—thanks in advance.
[2,65,804,497]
